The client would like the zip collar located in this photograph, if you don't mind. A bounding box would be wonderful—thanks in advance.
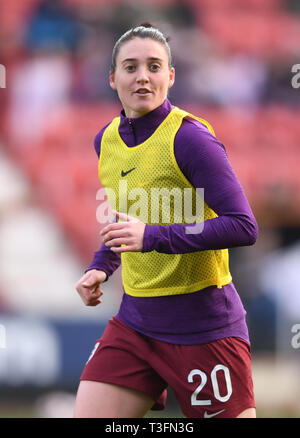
[119,99,173,147]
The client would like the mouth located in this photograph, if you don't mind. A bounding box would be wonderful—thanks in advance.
[134,88,152,95]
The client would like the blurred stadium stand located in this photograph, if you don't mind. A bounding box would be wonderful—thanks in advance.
[0,0,300,417]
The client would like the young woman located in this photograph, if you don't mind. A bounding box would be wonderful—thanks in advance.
[74,23,258,418]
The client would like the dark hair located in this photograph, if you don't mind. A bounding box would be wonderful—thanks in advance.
[110,22,172,72]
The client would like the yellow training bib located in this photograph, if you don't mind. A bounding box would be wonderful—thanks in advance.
[98,106,232,297]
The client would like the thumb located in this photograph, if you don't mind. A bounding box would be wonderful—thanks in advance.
[82,273,98,288]
[113,210,138,223]
[91,283,104,297]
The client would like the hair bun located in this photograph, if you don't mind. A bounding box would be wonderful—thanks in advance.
[139,22,170,42]
[139,22,155,28]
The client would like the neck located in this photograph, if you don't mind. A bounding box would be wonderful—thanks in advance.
[119,98,173,147]
[122,98,172,119]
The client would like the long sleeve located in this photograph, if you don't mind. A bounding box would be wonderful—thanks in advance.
[142,117,258,254]
[86,241,121,277]
[85,126,121,277]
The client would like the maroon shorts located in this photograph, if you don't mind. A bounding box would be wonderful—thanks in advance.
[80,317,255,418]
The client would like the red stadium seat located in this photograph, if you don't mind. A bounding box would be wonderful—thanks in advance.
[201,10,300,59]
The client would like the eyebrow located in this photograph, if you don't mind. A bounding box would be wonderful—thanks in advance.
[121,57,164,64]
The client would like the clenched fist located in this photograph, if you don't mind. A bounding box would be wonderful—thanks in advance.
[76,269,107,306]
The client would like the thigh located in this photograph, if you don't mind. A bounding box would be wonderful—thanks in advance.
[236,407,256,418]
[154,337,256,418]
[74,381,154,418]
[78,317,168,414]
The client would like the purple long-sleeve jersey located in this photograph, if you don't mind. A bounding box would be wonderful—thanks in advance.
[87,99,258,345]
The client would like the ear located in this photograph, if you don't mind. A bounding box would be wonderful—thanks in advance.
[109,70,117,90]
[168,67,175,89]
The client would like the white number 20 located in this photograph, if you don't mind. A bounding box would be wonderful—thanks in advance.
[188,365,232,406]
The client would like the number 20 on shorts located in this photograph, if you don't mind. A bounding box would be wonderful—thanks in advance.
[188,364,232,406]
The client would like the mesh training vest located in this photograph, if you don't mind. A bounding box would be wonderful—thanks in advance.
[98,106,232,297]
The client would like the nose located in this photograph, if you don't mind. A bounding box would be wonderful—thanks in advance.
[136,66,149,84]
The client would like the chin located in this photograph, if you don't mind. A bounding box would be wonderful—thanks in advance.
[131,105,153,117]
[138,101,158,113]
[126,99,160,118]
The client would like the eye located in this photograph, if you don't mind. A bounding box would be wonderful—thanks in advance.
[149,64,160,72]
[125,65,135,72]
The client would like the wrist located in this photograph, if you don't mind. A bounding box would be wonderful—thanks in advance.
[142,224,161,252]
[85,268,108,282]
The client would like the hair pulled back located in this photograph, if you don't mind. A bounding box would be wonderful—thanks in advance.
[111,22,172,72]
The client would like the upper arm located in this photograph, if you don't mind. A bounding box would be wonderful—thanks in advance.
[94,122,111,157]
[174,117,246,215]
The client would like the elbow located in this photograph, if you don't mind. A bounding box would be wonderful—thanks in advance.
[246,216,259,246]
[233,213,259,247]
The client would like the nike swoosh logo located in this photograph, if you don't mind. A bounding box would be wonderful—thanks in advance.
[204,409,225,418]
[121,167,136,177]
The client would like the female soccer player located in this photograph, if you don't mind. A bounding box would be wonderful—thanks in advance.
[74,23,258,418]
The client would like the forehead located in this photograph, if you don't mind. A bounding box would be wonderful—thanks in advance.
[117,37,168,63]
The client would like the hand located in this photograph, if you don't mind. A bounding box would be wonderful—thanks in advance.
[100,211,146,253]
[75,269,107,306]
